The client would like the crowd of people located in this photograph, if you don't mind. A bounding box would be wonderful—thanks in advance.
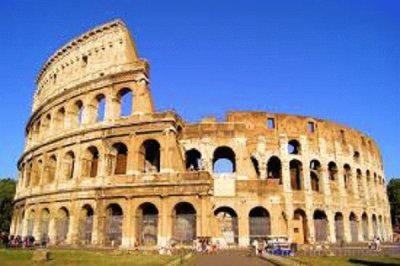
[0,232,49,249]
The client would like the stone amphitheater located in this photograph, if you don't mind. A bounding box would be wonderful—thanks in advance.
[10,19,392,248]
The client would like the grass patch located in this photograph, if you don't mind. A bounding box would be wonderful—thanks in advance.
[0,249,178,266]
[292,256,400,266]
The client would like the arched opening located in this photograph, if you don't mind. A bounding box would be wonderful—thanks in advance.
[85,146,99,178]
[55,107,65,131]
[328,162,338,181]
[290,160,303,190]
[185,149,202,171]
[353,151,360,162]
[140,139,161,173]
[334,212,344,243]
[313,210,328,242]
[251,156,260,177]
[113,143,127,175]
[55,207,70,244]
[249,207,271,242]
[64,151,75,179]
[34,159,43,186]
[349,212,358,242]
[310,160,321,192]
[362,213,369,241]
[105,204,123,247]
[267,156,282,182]
[214,207,238,245]
[288,139,301,155]
[47,155,57,183]
[95,94,106,122]
[79,205,94,245]
[173,202,196,244]
[26,210,35,236]
[293,209,308,244]
[356,169,363,197]
[343,164,352,190]
[43,114,51,136]
[213,146,236,173]
[74,100,84,127]
[118,88,133,117]
[136,203,159,246]
[40,208,50,243]
[372,214,378,237]
[25,161,32,188]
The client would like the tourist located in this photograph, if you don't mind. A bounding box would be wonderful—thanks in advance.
[252,238,259,255]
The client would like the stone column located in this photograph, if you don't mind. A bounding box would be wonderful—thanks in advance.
[238,204,249,247]
[121,200,133,248]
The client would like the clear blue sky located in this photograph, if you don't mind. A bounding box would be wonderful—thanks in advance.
[0,0,399,180]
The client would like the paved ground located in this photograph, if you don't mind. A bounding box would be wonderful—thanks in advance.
[184,250,274,266]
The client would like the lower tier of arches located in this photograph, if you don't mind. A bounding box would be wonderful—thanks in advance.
[10,196,393,248]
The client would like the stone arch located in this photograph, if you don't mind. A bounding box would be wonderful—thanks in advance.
[105,203,123,247]
[328,161,338,181]
[25,161,32,188]
[117,87,133,117]
[140,139,161,173]
[290,159,303,190]
[112,142,127,175]
[334,212,344,243]
[173,202,197,244]
[185,148,202,171]
[343,164,352,190]
[356,169,364,196]
[39,208,50,242]
[313,210,328,242]
[54,107,66,131]
[72,100,84,128]
[372,214,378,237]
[214,206,239,245]
[249,206,271,242]
[79,204,94,245]
[84,146,100,177]
[293,209,308,244]
[55,207,70,244]
[310,160,321,192]
[213,146,236,173]
[288,139,301,155]
[362,212,369,241]
[136,202,159,246]
[349,212,358,242]
[95,94,106,122]
[63,151,75,179]
[26,209,35,236]
[47,155,57,183]
[267,156,282,182]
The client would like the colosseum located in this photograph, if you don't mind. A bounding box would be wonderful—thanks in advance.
[10,19,392,249]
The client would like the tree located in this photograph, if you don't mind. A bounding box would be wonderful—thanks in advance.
[387,178,400,226]
[0,178,16,232]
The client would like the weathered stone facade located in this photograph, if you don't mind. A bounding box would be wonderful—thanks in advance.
[11,20,392,248]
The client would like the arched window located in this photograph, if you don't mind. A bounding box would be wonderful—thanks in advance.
[267,156,282,182]
[34,120,41,141]
[47,155,57,183]
[290,160,302,190]
[74,100,84,127]
[214,207,239,245]
[328,162,338,181]
[55,207,70,243]
[118,88,133,117]
[64,151,75,180]
[25,161,32,188]
[362,213,369,241]
[313,210,328,242]
[86,146,99,177]
[26,210,35,236]
[185,149,202,171]
[353,151,360,163]
[349,212,358,242]
[293,209,308,244]
[173,202,196,244]
[213,146,236,173]
[55,107,65,131]
[136,203,159,246]
[356,169,363,196]
[310,160,321,192]
[140,139,161,173]
[249,207,271,242]
[334,212,344,242]
[113,143,127,175]
[43,114,51,135]
[343,164,352,190]
[251,156,260,177]
[95,94,106,122]
[40,208,50,242]
[288,140,301,155]
[79,205,94,245]
[105,204,123,247]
